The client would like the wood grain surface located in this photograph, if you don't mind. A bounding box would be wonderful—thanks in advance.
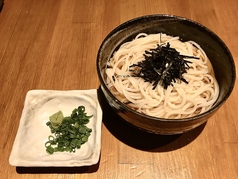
[0,0,238,178]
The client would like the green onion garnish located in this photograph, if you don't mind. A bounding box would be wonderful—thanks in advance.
[45,106,93,154]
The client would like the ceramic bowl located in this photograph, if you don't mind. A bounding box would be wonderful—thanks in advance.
[96,14,236,134]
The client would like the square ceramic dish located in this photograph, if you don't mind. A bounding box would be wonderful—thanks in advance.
[9,89,102,167]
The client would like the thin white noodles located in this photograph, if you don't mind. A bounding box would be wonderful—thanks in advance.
[106,33,219,119]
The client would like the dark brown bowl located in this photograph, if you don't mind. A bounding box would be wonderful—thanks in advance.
[96,14,236,134]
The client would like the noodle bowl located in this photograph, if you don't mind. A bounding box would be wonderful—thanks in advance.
[105,33,219,119]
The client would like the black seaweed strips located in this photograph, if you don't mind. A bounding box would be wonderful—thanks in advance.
[130,43,198,89]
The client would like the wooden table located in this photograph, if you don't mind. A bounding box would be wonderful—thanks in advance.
[1,0,238,178]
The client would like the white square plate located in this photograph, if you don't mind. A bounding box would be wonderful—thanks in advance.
[9,89,102,167]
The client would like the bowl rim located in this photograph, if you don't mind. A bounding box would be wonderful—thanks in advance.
[97,14,236,123]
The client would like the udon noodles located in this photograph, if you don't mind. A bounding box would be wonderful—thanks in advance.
[105,33,219,119]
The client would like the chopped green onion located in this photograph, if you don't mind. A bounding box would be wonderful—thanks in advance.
[46,146,54,154]
[45,106,93,154]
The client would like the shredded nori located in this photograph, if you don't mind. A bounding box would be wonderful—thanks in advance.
[129,42,199,89]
